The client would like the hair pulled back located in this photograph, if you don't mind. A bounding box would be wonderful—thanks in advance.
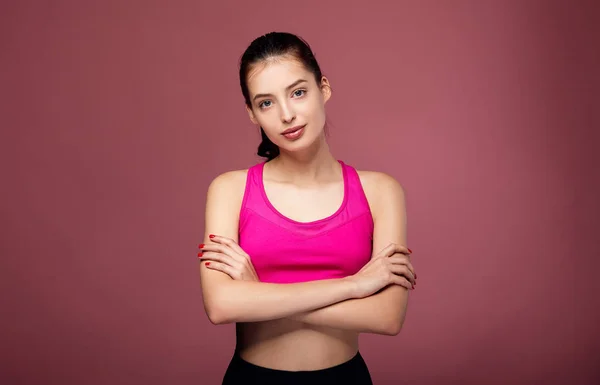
[239,32,323,161]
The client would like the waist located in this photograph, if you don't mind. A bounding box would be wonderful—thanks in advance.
[235,320,359,371]
[230,349,367,374]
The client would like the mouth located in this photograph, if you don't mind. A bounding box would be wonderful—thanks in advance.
[281,125,305,135]
[281,124,306,140]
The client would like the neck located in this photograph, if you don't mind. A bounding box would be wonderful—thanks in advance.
[267,135,340,184]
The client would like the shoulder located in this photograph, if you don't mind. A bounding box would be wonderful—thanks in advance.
[203,168,251,235]
[205,168,250,205]
[356,170,406,216]
[202,169,252,246]
[207,169,249,192]
[357,170,406,200]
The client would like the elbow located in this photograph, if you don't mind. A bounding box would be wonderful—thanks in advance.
[204,296,234,325]
[201,280,244,325]
[206,306,227,325]
[385,321,403,336]
[206,304,236,325]
[383,314,406,336]
[381,287,409,336]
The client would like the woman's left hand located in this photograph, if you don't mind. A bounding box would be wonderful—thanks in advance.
[198,234,259,282]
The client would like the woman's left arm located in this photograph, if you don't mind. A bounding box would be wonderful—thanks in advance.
[289,172,414,336]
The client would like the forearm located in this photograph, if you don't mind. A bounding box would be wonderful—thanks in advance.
[289,285,409,335]
[203,274,357,324]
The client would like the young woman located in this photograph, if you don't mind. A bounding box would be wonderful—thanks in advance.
[198,31,417,385]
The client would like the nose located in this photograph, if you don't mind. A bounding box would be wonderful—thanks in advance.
[279,101,296,123]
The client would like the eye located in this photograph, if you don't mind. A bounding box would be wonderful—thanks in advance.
[292,89,306,98]
[258,100,272,109]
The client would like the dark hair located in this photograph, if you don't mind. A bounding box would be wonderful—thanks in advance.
[239,32,324,161]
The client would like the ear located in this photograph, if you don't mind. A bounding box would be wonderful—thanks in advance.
[245,105,258,124]
[320,76,332,103]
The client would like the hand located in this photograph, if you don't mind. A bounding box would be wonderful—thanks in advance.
[347,243,416,298]
[198,235,259,282]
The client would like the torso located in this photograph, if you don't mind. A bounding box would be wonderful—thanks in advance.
[226,161,381,371]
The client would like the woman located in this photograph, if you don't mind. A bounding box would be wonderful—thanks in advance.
[198,31,417,385]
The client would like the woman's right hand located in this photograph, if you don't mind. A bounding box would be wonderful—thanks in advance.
[348,243,416,298]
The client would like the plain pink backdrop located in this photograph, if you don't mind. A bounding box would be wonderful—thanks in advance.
[1,1,598,384]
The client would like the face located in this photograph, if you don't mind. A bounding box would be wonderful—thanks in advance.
[245,56,331,154]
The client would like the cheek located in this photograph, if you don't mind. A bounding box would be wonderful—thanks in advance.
[255,113,280,134]
[306,100,326,124]
[254,108,274,123]
[295,98,321,118]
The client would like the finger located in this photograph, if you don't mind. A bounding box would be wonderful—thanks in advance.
[211,235,251,259]
[200,244,245,262]
[205,236,251,260]
[388,255,416,277]
[391,274,414,290]
[198,252,237,267]
[378,243,411,258]
[200,246,256,278]
[388,262,415,281]
[373,243,397,259]
[391,243,411,256]
[203,261,237,279]
[389,264,415,284]
[208,234,239,248]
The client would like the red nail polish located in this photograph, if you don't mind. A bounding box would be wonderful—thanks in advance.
[205,262,210,266]
[197,252,202,257]
[209,234,215,239]
[199,243,205,248]
[408,248,413,253]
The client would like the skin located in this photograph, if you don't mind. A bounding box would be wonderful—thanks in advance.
[198,55,417,371]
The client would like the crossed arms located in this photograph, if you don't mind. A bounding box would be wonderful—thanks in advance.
[198,170,414,336]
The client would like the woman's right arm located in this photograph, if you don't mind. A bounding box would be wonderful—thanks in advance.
[199,171,357,325]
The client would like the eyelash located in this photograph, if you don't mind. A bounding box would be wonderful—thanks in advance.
[258,89,307,110]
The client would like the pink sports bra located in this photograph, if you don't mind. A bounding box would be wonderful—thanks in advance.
[238,160,374,284]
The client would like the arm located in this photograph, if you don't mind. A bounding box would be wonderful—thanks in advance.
[199,171,358,325]
[289,172,411,335]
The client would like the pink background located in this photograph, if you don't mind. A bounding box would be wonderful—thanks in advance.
[1,1,598,384]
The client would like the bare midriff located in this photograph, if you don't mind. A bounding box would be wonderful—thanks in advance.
[235,318,359,371]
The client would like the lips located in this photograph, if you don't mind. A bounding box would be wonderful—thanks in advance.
[280,124,306,141]
[281,125,305,135]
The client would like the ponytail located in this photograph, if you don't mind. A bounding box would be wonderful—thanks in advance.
[257,127,279,161]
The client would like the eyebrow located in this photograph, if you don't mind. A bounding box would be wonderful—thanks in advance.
[252,79,308,101]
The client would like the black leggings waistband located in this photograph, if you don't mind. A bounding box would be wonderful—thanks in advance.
[221,350,373,385]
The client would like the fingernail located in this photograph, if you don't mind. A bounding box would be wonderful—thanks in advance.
[205,262,210,266]
[199,243,205,248]
[209,234,215,239]
[197,252,202,257]
[408,248,413,253]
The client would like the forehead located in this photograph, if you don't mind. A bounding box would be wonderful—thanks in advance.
[246,57,312,96]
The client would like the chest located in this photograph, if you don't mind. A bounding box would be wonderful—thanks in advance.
[263,180,344,223]
[239,210,373,283]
